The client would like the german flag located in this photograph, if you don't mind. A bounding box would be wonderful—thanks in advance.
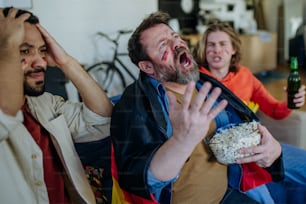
[111,145,159,204]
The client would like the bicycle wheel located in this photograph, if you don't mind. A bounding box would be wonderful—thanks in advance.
[87,62,127,97]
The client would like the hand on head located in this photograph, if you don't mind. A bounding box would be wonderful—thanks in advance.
[0,8,30,51]
[0,8,30,116]
[35,24,71,68]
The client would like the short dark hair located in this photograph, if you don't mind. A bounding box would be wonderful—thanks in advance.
[3,7,39,24]
[128,11,171,66]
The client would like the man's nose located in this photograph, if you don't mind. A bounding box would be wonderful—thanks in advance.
[31,54,47,69]
[173,41,185,52]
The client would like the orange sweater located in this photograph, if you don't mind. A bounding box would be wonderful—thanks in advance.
[199,66,291,119]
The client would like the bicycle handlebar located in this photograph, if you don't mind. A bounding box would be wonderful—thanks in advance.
[96,31,113,42]
[96,29,133,44]
[118,30,133,35]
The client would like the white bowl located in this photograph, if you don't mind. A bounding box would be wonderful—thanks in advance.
[207,121,261,165]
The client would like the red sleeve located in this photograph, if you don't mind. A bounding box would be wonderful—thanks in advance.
[250,72,291,119]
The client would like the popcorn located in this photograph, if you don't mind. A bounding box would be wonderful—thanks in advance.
[208,121,261,165]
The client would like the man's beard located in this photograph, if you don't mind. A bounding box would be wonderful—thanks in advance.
[175,61,199,84]
[24,80,45,96]
[24,68,46,96]
[153,50,199,84]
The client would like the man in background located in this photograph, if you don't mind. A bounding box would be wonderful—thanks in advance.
[0,7,112,203]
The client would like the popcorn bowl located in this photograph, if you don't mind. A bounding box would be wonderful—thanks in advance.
[207,121,261,165]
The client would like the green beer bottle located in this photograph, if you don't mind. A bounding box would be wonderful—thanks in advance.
[287,57,301,109]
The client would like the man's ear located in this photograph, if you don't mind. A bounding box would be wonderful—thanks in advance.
[138,61,155,76]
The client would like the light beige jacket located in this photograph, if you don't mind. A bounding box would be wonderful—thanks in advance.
[0,92,110,204]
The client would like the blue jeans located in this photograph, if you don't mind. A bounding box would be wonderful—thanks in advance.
[246,185,275,204]
[228,164,275,204]
[229,144,306,204]
[280,144,306,185]
[267,144,306,204]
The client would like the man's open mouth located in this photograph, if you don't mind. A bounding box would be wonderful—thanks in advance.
[176,48,192,68]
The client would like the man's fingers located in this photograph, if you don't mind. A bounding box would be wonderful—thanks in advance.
[199,86,221,114]
[3,8,30,22]
[36,24,55,44]
[207,99,227,120]
[178,81,227,121]
[181,81,196,110]
[18,13,31,22]
[299,85,306,92]
[6,7,18,17]
[167,91,178,113]
[190,82,211,112]
[236,152,262,164]
[36,24,48,36]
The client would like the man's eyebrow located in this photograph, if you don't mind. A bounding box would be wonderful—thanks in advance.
[20,42,33,48]
[171,31,178,36]
[20,43,47,49]
[156,36,166,46]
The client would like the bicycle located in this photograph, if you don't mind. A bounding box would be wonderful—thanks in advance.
[86,29,137,97]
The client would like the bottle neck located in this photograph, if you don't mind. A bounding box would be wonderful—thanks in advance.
[290,57,298,70]
[290,68,298,72]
